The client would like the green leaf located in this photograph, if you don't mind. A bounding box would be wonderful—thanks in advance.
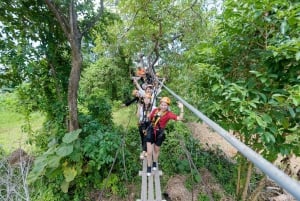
[266,132,275,143]
[262,114,272,123]
[280,20,288,35]
[296,52,300,61]
[62,129,82,143]
[27,156,47,183]
[56,144,73,157]
[272,94,286,103]
[249,102,257,108]
[287,106,295,118]
[256,116,266,128]
[194,174,201,183]
[291,96,300,106]
[212,84,219,91]
[61,180,69,193]
[282,118,290,129]
[47,155,62,168]
[259,93,267,103]
[63,166,77,182]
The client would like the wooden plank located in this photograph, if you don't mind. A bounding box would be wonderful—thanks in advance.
[139,159,147,201]
[148,171,154,201]
[154,168,162,201]
[138,159,147,201]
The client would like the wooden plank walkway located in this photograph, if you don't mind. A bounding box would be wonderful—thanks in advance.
[137,159,165,201]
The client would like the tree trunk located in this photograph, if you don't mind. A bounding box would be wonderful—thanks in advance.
[68,36,82,131]
[236,163,241,196]
[242,162,253,201]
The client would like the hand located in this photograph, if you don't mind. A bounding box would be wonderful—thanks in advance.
[177,102,183,109]
[132,76,141,80]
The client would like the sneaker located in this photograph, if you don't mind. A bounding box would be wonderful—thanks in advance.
[152,162,157,171]
[140,151,145,160]
[147,166,152,176]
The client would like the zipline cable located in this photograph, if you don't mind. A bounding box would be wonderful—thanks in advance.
[158,80,300,200]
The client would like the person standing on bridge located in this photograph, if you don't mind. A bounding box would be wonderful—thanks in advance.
[138,92,155,160]
[146,97,184,176]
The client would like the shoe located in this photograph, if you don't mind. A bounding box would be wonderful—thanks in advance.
[147,166,151,176]
[152,162,157,171]
[140,151,145,160]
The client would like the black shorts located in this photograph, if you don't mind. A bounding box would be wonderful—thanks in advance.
[146,126,165,146]
[139,121,150,136]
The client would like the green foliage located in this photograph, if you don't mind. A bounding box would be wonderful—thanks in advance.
[30,179,63,201]
[84,92,113,126]
[159,122,190,174]
[80,55,132,102]
[28,123,125,200]
[99,174,120,196]
[198,194,210,201]
[168,0,299,160]
[164,0,300,198]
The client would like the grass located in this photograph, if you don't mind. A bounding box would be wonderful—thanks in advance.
[0,93,137,154]
[0,93,44,154]
[112,103,139,128]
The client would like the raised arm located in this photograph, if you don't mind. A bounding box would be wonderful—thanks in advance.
[133,77,143,91]
[177,102,184,121]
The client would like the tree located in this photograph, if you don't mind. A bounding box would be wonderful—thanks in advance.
[169,0,300,199]
[44,0,105,131]
[101,0,211,87]
[0,0,71,135]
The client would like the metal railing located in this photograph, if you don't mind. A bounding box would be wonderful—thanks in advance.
[161,83,300,200]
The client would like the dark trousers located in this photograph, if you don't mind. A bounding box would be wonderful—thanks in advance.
[138,121,150,151]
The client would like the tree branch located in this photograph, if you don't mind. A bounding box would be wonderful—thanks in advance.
[44,0,71,40]
[82,0,104,36]
[69,0,81,40]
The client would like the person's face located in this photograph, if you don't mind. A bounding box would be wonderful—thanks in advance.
[159,102,169,111]
[146,87,152,93]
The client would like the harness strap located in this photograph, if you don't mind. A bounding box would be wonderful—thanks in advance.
[152,109,167,141]
[142,103,152,122]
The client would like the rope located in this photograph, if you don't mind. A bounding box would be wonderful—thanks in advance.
[97,147,120,201]
[121,105,137,181]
